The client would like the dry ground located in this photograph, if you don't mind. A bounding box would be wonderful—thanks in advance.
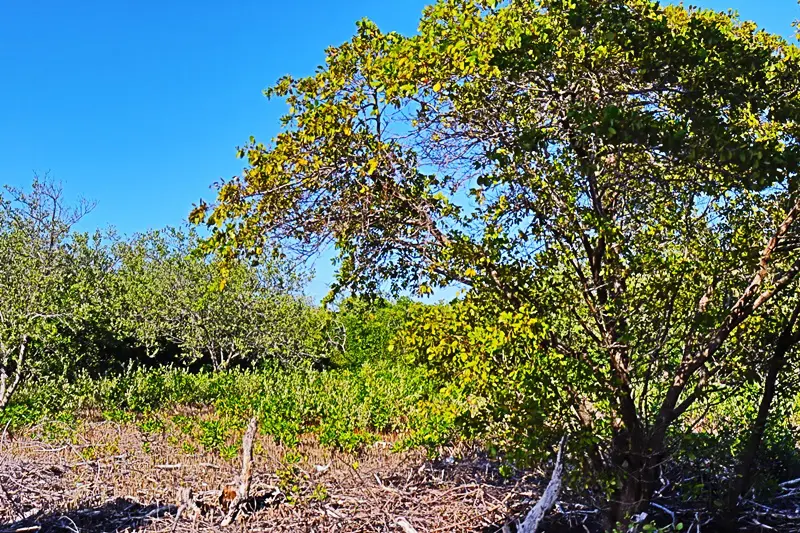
[0,418,584,533]
[5,418,797,532]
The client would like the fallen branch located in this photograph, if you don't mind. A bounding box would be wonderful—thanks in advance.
[220,416,258,527]
[395,516,419,533]
[780,477,800,489]
[155,463,183,470]
[518,436,567,533]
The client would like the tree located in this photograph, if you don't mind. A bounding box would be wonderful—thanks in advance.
[194,0,800,525]
[723,293,800,512]
[111,227,324,370]
[0,177,96,409]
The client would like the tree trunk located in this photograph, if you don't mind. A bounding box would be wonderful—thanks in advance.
[608,429,665,530]
[220,415,258,526]
[726,305,800,514]
[0,337,27,411]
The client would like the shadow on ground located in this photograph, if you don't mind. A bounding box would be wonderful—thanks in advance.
[1,498,176,533]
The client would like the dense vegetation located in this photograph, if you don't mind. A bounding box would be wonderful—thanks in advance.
[3,0,800,531]
[0,179,460,456]
[0,179,322,386]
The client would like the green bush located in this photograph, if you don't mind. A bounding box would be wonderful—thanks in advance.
[327,296,413,367]
[1,359,465,454]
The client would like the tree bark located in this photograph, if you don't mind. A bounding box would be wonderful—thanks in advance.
[220,416,258,526]
[726,303,800,514]
[608,429,665,530]
[0,337,27,411]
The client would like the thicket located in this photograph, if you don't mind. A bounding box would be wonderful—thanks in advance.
[0,179,401,398]
[0,177,463,458]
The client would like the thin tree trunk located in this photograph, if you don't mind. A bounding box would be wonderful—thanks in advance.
[726,303,800,513]
[0,337,27,410]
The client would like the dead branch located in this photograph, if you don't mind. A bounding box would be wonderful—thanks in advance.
[518,436,567,533]
[220,416,258,527]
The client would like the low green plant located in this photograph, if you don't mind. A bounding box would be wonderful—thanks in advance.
[181,441,198,454]
[103,408,136,423]
[276,450,307,505]
[38,418,78,444]
[0,403,41,430]
[198,419,228,451]
[2,358,463,456]
[220,443,239,461]
[138,416,165,434]
[310,483,329,502]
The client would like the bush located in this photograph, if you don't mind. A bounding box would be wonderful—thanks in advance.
[326,296,414,367]
[1,359,465,454]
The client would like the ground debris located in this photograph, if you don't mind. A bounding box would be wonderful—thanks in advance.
[5,421,800,532]
[0,422,545,532]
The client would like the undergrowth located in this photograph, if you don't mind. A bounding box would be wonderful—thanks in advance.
[1,360,465,455]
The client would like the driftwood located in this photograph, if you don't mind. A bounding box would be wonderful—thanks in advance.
[518,436,567,533]
[220,416,258,527]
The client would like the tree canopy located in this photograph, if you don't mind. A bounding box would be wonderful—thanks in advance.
[0,178,336,413]
[193,0,800,525]
[0,179,99,408]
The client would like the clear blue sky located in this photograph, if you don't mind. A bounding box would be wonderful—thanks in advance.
[1,0,798,300]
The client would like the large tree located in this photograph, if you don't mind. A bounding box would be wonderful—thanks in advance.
[194,0,800,525]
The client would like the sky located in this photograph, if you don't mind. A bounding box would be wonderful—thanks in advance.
[1,0,798,300]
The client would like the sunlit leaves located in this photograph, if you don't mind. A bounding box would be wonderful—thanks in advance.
[194,0,800,493]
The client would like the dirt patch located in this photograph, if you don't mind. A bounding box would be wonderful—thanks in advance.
[0,421,566,532]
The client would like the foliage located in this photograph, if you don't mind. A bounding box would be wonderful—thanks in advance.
[0,180,339,384]
[193,0,800,523]
[398,298,578,464]
[0,175,346,409]
[109,227,327,369]
[0,177,101,408]
[326,296,414,367]
[0,360,464,454]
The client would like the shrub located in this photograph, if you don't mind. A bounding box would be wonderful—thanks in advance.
[2,359,465,454]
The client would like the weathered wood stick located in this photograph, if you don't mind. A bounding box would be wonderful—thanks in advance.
[518,436,568,533]
[220,416,258,527]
